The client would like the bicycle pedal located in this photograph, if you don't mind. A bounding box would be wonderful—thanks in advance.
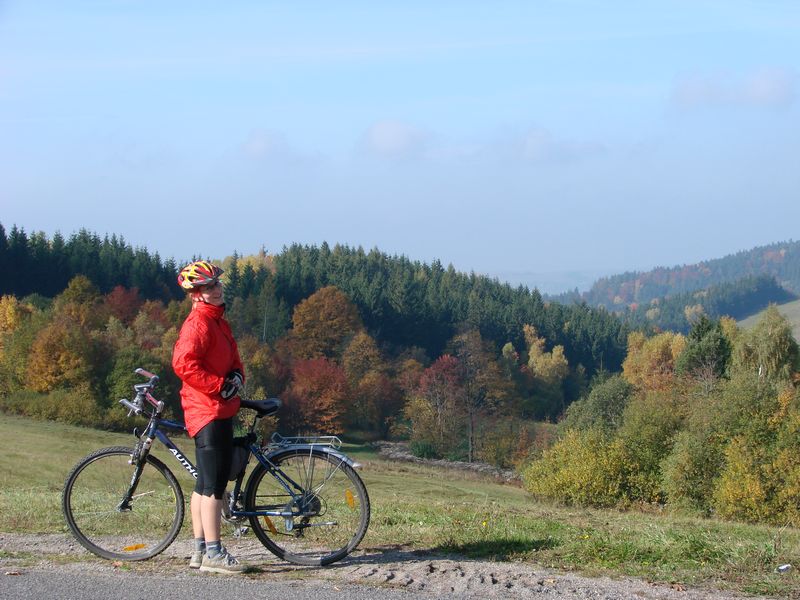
[233,526,249,538]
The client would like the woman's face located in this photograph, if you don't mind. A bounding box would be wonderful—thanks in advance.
[194,280,224,306]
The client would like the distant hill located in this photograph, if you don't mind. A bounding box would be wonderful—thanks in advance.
[738,298,800,341]
[623,274,797,333]
[551,240,800,311]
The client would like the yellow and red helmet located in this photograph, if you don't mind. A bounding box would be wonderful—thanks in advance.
[177,260,224,290]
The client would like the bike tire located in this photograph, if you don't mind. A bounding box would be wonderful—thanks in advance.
[62,446,184,561]
[245,448,370,566]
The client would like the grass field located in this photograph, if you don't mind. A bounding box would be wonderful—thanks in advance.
[1,413,798,597]
[739,298,800,341]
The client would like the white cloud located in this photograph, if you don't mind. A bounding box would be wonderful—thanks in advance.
[672,68,796,110]
[359,120,430,160]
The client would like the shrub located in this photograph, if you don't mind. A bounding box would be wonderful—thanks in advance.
[409,439,439,459]
[522,428,631,507]
[713,437,769,523]
[615,390,687,503]
[559,374,632,433]
[0,384,102,427]
[661,428,724,514]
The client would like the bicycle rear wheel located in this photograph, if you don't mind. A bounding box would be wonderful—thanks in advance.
[62,446,184,561]
[245,448,370,566]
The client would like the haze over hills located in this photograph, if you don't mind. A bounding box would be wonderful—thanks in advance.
[531,240,800,333]
[546,240,800,306]
[489,268,618,296]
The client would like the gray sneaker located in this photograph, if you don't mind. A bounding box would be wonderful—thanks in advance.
[199,547,246,574]
[189,550,203,569]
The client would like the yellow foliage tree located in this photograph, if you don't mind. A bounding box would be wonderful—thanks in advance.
[54,275,107,329]
[713,437,769,523]
[26,317,94,393]
[622,331,686,391]
[0,295,30,336]
[342,331,383,386]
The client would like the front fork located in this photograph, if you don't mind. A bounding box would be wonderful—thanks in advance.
[117,429,154,511]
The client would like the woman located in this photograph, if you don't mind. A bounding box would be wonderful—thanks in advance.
[172,260,246,574]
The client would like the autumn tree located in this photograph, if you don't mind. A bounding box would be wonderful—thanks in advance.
[54,275,108,329]
[0,295,34,363]
[342,331,383,386]
[351,369,402,437]
[236,334,285,398]
[0,297,43,394]
[523,324,570,417]
[26,316,98,393]
[732,305,799,382]
[283,358,349,435]
[132,300,170,350]
[405,355,464,458]
[290,286,363,359]
[449,330,512,462]
[622,331,686,391]
[105,285,143,325]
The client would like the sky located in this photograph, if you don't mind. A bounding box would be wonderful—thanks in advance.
[1,1,799,293]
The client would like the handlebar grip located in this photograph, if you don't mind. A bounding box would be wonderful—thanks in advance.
[119,398,143,416]
[135,368,159,386]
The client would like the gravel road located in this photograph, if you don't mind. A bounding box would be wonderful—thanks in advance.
[0,533,781,600]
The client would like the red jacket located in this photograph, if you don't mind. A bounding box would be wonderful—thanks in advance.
[172,302,243,437]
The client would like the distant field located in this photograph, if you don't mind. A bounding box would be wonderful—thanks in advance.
[738,298,800,340]
[1,413,799,595]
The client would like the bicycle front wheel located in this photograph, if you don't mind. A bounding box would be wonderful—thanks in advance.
[62,446,184,561]
[245,448,370,566]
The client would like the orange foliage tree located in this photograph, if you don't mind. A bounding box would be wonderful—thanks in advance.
[26,316,97,393]
[290,286,362,359]
[283,357,349,435]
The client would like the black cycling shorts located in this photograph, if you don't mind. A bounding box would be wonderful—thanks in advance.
[193,418,233,499]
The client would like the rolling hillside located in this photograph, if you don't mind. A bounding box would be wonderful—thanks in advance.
[738,297,800,340]
[551,239,800,311]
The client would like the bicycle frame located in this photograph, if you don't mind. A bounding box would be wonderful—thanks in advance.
[135,410,357,521]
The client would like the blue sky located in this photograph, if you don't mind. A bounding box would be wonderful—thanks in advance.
[2,1,799,292]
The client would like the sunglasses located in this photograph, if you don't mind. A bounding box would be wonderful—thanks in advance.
[202,280,222,290]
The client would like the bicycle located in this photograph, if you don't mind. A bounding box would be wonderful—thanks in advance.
[62,368,370,566]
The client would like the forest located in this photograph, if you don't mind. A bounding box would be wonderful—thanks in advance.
[2,222,800,526]
[552,239,800,312]
[622,274,797,333]
[0,223,625,453]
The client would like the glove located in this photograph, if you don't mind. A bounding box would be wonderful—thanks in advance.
[227,369,244,388]
[220,370,243,401]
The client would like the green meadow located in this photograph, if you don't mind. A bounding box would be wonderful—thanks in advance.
[1,414,798,597]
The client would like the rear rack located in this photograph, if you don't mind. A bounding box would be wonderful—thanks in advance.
[269,432,342,450]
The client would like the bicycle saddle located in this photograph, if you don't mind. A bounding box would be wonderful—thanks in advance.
[240,398,281,417]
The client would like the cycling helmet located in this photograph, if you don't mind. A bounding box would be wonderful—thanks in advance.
[177,260,224,290]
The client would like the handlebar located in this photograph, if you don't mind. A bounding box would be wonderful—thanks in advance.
[119,397,143,416]
[135,368,159,388]
[119,368,165,417]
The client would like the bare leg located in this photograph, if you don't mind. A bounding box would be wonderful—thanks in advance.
[200,494,222,543]
[190,492,205,539]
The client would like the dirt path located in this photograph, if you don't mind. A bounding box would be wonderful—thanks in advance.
[0,533,779,599]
